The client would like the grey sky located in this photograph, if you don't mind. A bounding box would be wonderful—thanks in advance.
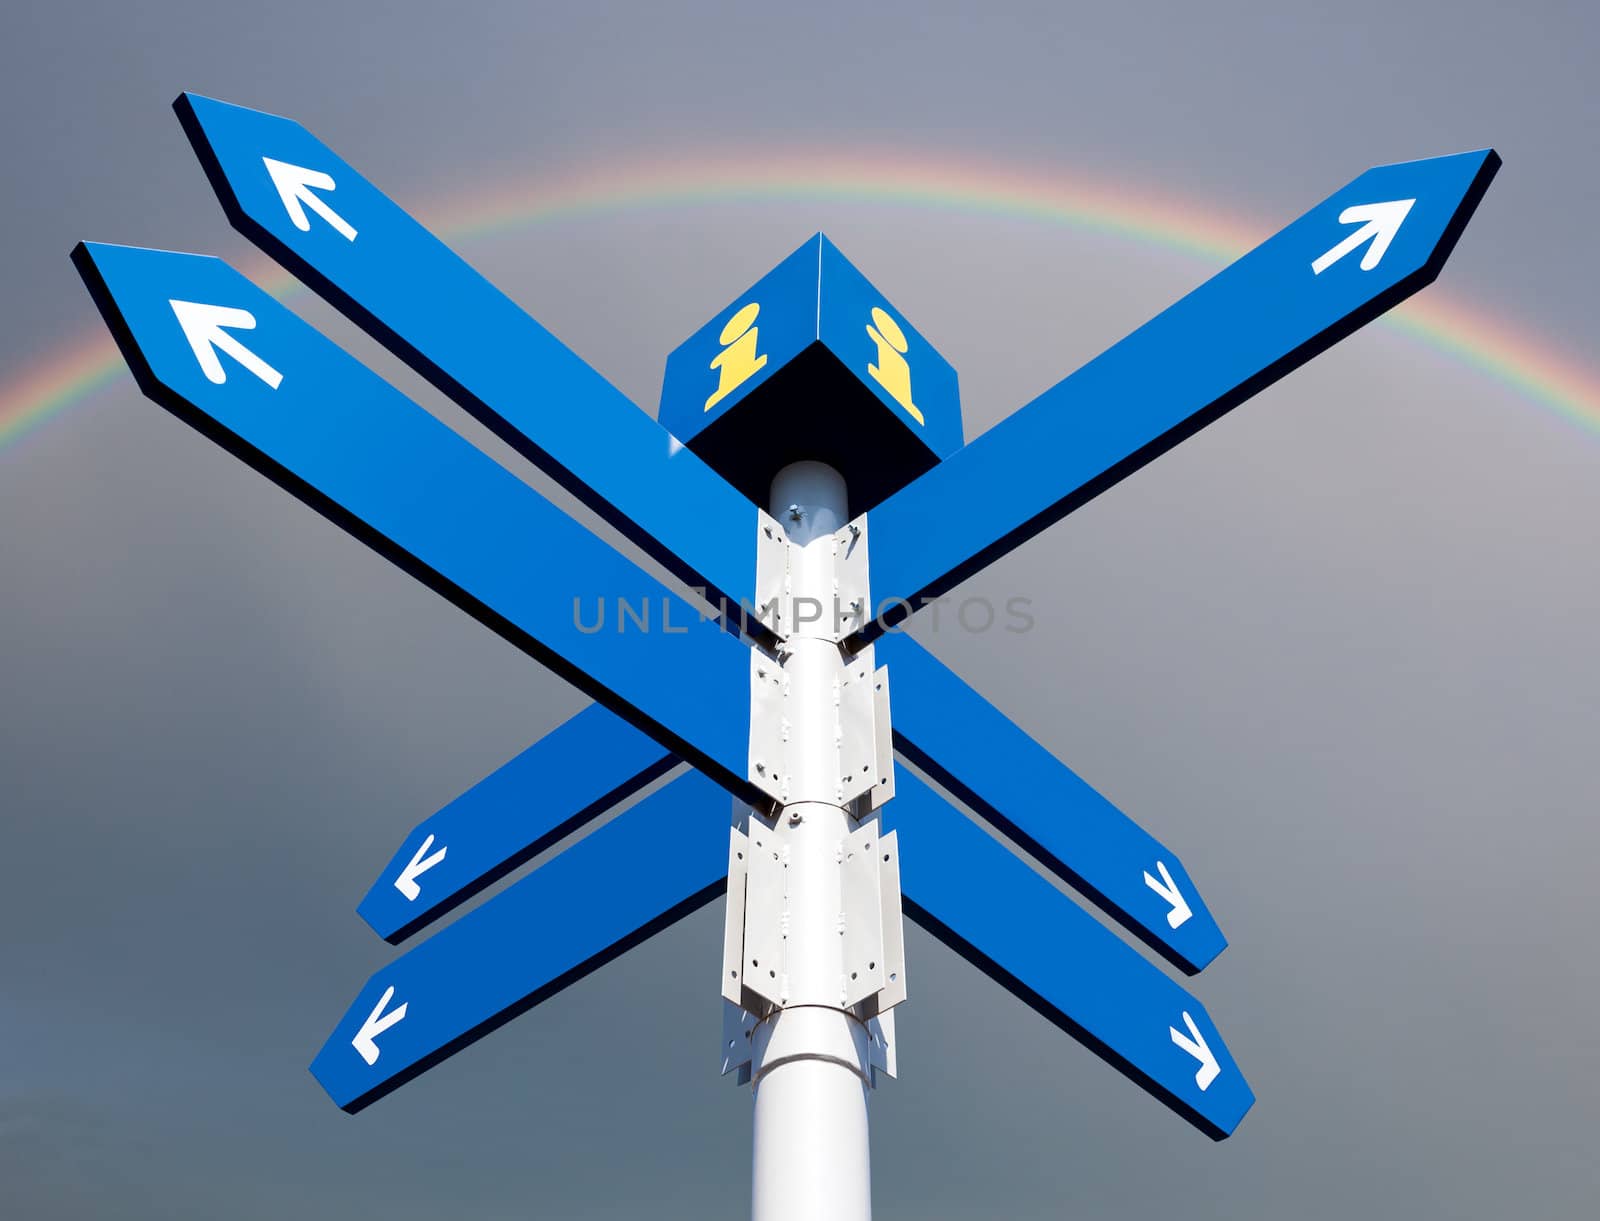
[3,2,1597,1218]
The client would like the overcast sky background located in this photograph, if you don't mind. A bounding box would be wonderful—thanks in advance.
[3,2,1597,1218]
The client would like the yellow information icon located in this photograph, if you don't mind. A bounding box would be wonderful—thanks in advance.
[705,301,768,411]
[866,306,924,425]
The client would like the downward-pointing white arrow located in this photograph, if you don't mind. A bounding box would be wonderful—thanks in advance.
[1311,198,1416,275]
[1170,1010,1221,1091]
[262,156,358,242]
[393,833,448,902]
[1142,859,1193,930]
[169,300,283,389]
[352,985,407,1066]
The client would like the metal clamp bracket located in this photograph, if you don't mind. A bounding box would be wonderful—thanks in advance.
[722,816,907,1026]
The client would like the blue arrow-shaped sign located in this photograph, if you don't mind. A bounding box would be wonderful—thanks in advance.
[174,92,760,616]
[888,770,1253,1139]
[360,703,675,943]
[70,241,772,806]
[879,633,1225,974]
[314,770,728,1112]
[857,150,1500,638]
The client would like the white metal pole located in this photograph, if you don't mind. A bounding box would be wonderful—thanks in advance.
[750,460,874,1221]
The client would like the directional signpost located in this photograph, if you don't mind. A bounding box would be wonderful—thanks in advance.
[74,92,1498,1221]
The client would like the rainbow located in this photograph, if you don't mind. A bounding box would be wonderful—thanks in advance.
[6,148,1597,453]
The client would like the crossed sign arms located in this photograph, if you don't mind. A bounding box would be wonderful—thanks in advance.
[70,238,1226,976]
[72,237,1221,973]
[356,647,1227,968]
[74,237,1249,1133]
[314,759,1251,1135]
[74,94,1497,1141]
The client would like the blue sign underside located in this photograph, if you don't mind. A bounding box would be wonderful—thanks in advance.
[70,242,764,805]
[360,703,678,944]
[312,770,730,1113]
[887,770,1254,1140]
[878,633,1225,974]
[858,150,1500,642]
[175,93,761,617]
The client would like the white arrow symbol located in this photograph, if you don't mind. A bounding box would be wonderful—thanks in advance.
[1170,1010,1221,1091]
[393,833,448,902]
[1311,198,1416,275]
[169,300,283,389]
[1142,859,1193,930]
[352,985,407,1066]
[262,157,358,242]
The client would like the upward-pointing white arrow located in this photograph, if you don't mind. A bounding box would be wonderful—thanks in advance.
[1142,859,1193,930]
[169,300,283,389]
[1170,1010,1221,1091]
[262,157,358,242]
[393,833,448,902]
[1311,198,1416,275]
[352,985,407,1066]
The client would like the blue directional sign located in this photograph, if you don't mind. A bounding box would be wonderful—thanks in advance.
[174,93,760,614]
[360,703,676,943]
[70,241,771,807]
[857,150,1501,636]
[73,93,1501,1153]
[315,770,728,1113]
[878,633,1225,974]
[887,769,1253,1139]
